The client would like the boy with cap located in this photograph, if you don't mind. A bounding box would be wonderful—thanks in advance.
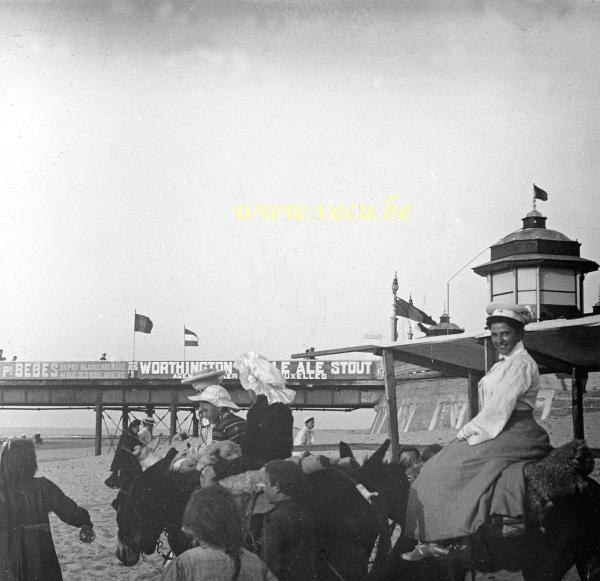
[185,370,246,447]
[292,416,316,456]
[262,460,316,581]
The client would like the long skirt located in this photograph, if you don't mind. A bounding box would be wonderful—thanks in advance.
[404,412,551,542]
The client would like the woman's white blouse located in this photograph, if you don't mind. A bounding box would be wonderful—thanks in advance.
[457,341,540,445]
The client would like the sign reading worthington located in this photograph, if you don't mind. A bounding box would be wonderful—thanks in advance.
[130,360,378,381]
[0,361,129,380]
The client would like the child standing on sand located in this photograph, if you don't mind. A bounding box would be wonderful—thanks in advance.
[162,485,276,581]
[0,438,95,581]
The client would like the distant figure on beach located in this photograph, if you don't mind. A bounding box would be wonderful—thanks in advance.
[100,353,107,360]
[293,417,316,456]
[162,485,277,581]
[138,417,155,446]
[0,438,95,581]
[105,419,142,490]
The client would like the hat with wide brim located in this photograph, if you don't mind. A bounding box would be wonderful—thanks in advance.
[182,369,226,387]
[234,352,296,405]
[142,417,155,426]
[486,302,533,326]
[188,384,240,409]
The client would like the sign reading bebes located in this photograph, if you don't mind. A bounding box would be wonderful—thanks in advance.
[131,360,378,381]
[0,361,129,380]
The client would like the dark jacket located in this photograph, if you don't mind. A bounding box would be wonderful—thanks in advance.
[242,395,293,463]
[212,411,246,446]
[263,499,316,581]
[213,396,293,480]
[0,477,92,581]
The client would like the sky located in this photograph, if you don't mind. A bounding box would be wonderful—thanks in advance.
[1,0,600,430]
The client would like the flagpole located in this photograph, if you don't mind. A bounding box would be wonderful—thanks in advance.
[533,184,536,211]
[133,309,137,363]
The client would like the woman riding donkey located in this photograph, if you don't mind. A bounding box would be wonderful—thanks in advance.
[205,353,295,483]
[402,302,552,561]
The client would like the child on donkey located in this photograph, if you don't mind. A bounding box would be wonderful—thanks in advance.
[0,438,95,581]
[262,460,316,581]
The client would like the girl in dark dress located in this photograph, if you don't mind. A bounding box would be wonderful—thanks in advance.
[0,438,95,581]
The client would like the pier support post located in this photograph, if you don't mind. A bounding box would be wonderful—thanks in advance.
[170,405,178,437]
[121,406,129,432]
[192,409,199,437]
[95,404,103,457]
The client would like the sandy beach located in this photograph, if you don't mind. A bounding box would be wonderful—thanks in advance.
[33,413,600,581]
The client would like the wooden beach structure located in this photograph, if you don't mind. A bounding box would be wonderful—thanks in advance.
[292,313,600,462]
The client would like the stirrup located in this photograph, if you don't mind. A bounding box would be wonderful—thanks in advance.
[401,542,449,561]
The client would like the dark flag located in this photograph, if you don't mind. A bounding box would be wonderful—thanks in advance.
[184,327,199,347]
[533,184,548,201]
[395,297,437,326]
[134,313,153,334]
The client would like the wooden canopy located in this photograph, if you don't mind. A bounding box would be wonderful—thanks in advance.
[292,314,600,460]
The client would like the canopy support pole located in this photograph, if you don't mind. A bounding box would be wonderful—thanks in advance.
[382,349,399,463]
[467,371,481,420]
[572,366,587,440]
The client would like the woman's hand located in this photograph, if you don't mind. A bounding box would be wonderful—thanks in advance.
[456,424,471,440]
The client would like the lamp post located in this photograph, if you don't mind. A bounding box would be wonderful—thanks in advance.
[391,272,399,341]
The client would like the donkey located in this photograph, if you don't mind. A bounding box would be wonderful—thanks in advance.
[380,440,600,581]
[113,442,407,580]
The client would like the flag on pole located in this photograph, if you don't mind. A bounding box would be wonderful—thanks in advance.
[184,327,199,347]
[134,313,153,334]
[395,297,437,326]
[533,184,548,201]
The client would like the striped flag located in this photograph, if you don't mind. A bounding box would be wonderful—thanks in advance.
[184,327,199,347]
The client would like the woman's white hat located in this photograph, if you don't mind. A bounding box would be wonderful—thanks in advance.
[486,302,533,326]
[234,352,296,405]
[188,384,240,409]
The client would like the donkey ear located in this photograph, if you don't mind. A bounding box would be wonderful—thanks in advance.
[339,441,354,459]
[363,439,390,471]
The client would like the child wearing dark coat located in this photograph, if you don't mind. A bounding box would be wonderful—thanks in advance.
[262,460,316,581]
[0,438,95,581]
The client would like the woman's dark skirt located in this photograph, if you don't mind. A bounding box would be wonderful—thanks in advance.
[404,412,551,542]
